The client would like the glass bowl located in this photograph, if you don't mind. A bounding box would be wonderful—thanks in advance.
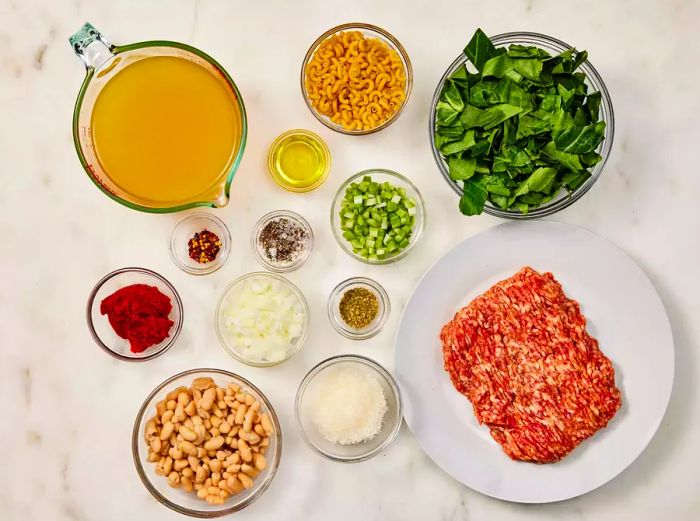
[330,169,426,264]
[295,355,403,462]
[327,277,390,340]
[429,31,615,219]
[86,267,183,362]
[132,368,282,517]
[267,129,331,192]
[250,210,314,273]
[169,213,232,275]
[300,23,413,135]
[215,272,309,367]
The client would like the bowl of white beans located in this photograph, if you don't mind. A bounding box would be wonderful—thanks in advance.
[132,368,282,517]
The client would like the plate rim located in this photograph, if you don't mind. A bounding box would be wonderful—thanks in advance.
[394,220,675,503]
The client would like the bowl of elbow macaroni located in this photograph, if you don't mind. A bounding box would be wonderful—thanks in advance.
[301,23,413,135]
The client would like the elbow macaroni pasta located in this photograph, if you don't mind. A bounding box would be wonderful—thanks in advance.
[305,31,407,131]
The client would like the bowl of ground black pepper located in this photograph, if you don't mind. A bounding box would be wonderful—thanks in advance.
[327,277,390,340]
[252,210,313,273]
[169,213,231,275]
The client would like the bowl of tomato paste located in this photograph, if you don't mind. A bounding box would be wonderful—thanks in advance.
[87,267,184,361]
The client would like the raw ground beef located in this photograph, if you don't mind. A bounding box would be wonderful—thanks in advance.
[440,266,621,463]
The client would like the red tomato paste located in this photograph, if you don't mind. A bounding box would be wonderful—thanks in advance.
[100,284,174,353]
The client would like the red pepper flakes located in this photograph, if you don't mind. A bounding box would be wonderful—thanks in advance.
[100,284,174,353]
[188,229,221,264]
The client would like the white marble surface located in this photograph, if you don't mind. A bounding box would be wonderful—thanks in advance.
[1,0,698,519]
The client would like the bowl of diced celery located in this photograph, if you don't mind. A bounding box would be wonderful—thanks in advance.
[331,169,426,264]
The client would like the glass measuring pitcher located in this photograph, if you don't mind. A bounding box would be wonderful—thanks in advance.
[69,23,248,213]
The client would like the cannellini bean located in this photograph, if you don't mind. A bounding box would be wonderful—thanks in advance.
[161,409,174,424]
[145,419,158,439]
[209,459,222,473]
[173,404,186,423]
[195,466,207,484]
[247,432,261,445]
[177,392,191,406]
[211,472,221,486]
[243,402,259,432]
[254,424,265,437]
[196,487,207,499]
[179,425,197,442]
[237,472,253,489]
[235,404,246,425]
[163,457,173,474]
[177,441,197,456]
[181,476,193,493]
[204,436,224,451]
[238,439,252,463]
[167,471,180,488]
[168,447,183,460]
[166,400,177,411]
[149,437,162,453]
[192,377,214,391]
[241,464,258,478]
[159,422,174,441]
[260,414,273,435]
[184,401,197,417]
[219,421,231,434]
[167,386,188,401]
[200,388,216,411]
[252,453,267,470]
[174,458,189,471]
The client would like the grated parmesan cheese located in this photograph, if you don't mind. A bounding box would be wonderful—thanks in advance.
[310,366,387,445]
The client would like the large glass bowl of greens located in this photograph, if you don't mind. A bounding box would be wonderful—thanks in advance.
[429,30,614,219]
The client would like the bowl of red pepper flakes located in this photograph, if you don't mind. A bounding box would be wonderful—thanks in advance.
[86,267,184,362]
[169,213,231,275]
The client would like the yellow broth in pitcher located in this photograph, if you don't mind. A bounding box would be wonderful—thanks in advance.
[90,56,241,204]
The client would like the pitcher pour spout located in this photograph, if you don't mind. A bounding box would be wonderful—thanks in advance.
[69,22,115,70]
[211,187,230,209]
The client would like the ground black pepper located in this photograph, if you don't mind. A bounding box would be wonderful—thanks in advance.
[188,229,221,264]
[258,217,309,265]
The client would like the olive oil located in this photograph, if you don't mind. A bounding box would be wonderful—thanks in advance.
[268,130,331,192]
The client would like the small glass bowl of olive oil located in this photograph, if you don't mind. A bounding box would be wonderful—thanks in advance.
[268,129,331,192]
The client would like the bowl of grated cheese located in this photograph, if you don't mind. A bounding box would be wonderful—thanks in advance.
[294,354,402,462]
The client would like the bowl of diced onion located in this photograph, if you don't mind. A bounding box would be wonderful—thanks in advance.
[330,169,426,264]
[215,272,309,367]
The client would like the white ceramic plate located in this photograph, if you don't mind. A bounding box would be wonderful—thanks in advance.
[395,221,674,503]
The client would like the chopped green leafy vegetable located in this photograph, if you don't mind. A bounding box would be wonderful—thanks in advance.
[435,28,606,215]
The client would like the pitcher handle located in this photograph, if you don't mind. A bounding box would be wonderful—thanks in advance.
[69,22,115,70]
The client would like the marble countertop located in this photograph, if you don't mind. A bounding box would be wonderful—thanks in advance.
[1,0,698,519]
